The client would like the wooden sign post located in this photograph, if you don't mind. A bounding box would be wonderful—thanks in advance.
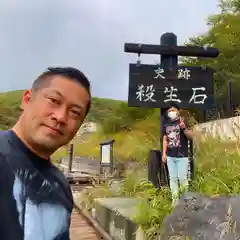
[124,32,219,187]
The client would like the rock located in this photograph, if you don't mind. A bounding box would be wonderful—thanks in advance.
[160,192,240,240]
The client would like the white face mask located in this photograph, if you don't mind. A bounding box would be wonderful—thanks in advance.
[167,110,178,120]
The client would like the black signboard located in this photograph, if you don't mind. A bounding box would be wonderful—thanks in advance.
[128,64,214,109]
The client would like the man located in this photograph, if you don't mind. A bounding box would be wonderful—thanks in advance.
[162,104,193,205]
[0,67,91,239]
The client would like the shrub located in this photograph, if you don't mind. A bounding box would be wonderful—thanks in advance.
[77,134,240,238]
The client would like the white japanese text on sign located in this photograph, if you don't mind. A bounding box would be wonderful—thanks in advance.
[164,86,181,103]
[135,84,208,105]
[178,68,191,80]
[153,67,192,80]
[136,84,156,102]
[154,67,165,79]
[188,87,207,104]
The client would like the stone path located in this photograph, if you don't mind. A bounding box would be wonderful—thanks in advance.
[60,156,101,175]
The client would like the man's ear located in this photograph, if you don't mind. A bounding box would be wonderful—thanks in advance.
[20,89,32,110]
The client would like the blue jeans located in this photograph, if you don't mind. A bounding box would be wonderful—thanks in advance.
[167,156,189,204]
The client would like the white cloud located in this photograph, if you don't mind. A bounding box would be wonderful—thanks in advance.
[0,0,219,100]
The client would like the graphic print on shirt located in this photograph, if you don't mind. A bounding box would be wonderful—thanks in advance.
[12,169,69,240]
[166,124,181,148]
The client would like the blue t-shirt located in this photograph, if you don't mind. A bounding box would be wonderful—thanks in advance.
[163,119,189,158]
[0,130,73,240]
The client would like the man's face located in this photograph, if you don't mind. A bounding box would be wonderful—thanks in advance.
[20,76,90,152]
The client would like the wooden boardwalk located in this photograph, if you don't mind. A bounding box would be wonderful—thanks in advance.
[67,169,111,240]
[70,208,99,240]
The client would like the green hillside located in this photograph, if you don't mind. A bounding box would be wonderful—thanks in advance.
[0,0,239,164]
[0,89,161,162]
[0,90,24,130]
[0,89,125,130]
[0,1,239,238]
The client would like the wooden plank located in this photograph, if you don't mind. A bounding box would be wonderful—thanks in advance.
[70,208,99,240]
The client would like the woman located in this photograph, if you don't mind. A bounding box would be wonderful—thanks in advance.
[162,104,193,205]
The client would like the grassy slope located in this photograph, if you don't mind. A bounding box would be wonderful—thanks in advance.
[0,90,123,124]
[0,90,160,162]
[53,112,160,162]
[78,136,240,238]
[3,90,240,238]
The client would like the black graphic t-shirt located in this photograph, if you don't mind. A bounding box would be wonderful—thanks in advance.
[163,119,189,158]
[0,130,73,240]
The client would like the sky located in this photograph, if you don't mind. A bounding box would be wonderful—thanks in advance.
[0,0,220,100]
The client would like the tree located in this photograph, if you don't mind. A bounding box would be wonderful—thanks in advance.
[181,0,240,105]
[101,102,156,134]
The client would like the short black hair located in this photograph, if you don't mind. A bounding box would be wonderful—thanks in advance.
[32,67,91,115]
[168,103,180,110]
[164,103,180,114]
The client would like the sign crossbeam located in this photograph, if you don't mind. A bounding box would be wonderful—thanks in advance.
[124,43,219,58]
